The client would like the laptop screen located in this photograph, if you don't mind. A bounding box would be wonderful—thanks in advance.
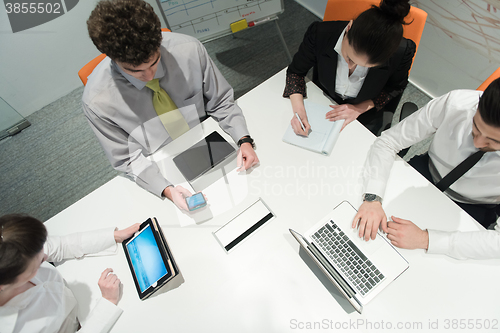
[126,224,169,292]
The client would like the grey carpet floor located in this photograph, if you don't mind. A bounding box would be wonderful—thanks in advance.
[0,0,431,221]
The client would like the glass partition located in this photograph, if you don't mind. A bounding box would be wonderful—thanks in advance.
[0,97,30,140]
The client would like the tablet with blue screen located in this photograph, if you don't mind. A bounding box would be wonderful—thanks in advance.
[123,218,178,300]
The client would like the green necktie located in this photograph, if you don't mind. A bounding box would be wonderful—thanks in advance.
[146,78,189,140]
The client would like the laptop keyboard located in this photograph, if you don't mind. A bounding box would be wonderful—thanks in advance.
[311,220,385,296]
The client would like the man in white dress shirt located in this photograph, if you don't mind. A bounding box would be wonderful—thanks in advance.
[353,78,500,260]
[82,0,258,211]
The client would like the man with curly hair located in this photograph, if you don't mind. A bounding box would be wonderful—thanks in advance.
[82,0,259,211]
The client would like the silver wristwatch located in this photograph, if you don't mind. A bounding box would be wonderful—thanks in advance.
[362,193,383,204]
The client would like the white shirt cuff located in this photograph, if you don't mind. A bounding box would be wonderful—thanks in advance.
[426,229,451,255]
[80,298,123,333]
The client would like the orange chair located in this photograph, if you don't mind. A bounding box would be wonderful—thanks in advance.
[78,53,107,85]
[78,28,171,85]
[477,67,500,91]
[401,68,500,127]
[323,0,427,73]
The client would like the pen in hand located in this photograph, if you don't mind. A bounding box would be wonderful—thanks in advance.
[295,112,306,132]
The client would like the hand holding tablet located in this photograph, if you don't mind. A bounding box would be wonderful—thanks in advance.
[122,218,179,300]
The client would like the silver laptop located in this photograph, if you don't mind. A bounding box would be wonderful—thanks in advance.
[290,201,408,313]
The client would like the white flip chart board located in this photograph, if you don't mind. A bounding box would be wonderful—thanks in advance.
[156,0,284,42]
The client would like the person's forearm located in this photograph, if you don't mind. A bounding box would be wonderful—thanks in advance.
[200,45,250,143]
[135,164,172,198]
[353,100,375,114]
[427,229,500,260]
[290,93,306,115]
[362,135,399,198]
[163,186,173,201]
[78,298,123,333]
[44,228,116,263]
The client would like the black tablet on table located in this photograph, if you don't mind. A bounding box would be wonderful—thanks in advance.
[173,131,236,182]
[123,218,178,300]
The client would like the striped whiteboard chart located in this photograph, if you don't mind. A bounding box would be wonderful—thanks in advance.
[156,0,284,42]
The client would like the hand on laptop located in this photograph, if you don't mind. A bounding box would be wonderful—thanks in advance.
[352,201,387,241]
[237,143,259,171]
[386,216,429,250]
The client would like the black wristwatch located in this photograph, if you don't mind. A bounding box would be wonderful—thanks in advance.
[362,193,383,204]
[237,136,255,149]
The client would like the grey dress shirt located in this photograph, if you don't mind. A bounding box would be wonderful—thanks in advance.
[82,32,250,197]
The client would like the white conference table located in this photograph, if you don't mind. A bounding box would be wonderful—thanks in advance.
[45,69,500,332]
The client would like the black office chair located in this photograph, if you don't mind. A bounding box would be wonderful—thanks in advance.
[400,101,419,121]
[378,94,405,136]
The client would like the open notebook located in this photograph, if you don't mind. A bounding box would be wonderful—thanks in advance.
[282,100,344,156]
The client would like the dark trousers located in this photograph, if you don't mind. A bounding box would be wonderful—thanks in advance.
[408,153,498,228]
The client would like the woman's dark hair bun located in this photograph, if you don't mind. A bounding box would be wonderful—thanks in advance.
[379,0,411,23]
[348,0,410,64]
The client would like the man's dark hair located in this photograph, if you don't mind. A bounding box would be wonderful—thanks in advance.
[347,0,411,65]
[478,77,500,127]
[0,214,47,285]
[87,0,162,66]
